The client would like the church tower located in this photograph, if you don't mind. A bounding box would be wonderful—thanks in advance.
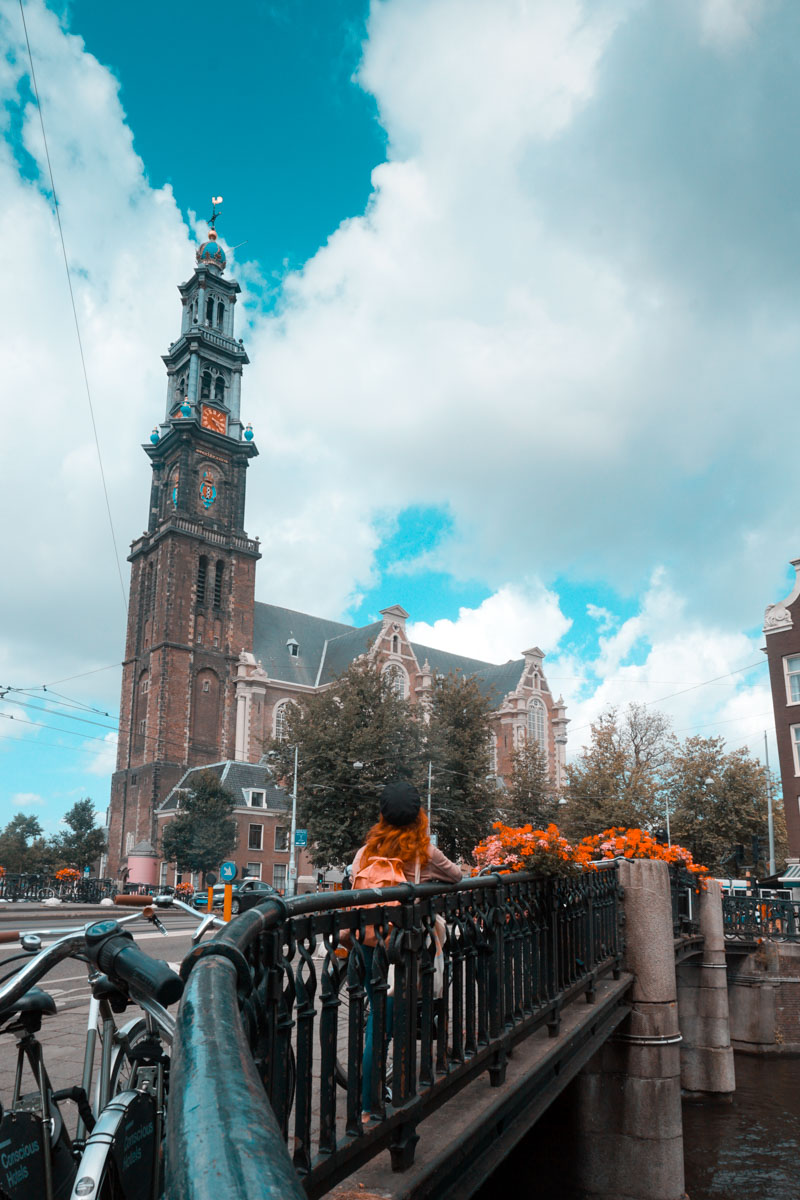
[107,213,260,877]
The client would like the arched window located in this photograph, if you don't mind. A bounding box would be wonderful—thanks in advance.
[205,296,214,324]
[527,698,547,757]
[274,701,290,742]
[217,301,225,329]
[214,376,225,402]
[488,732,497,776]
[196,556,208,606]
[213,560,224,608]
[200,371,212,400]
[382,663,408,699]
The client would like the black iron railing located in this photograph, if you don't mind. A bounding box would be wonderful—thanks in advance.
[0,874,116,903]
[722,894,800,941]
[166,868,622,1200]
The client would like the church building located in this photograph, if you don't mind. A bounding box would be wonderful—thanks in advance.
[106,221,569,881]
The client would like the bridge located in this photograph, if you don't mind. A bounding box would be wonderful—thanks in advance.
[164,865,792,1200]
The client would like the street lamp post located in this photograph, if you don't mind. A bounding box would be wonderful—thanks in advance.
[287,744,298,898]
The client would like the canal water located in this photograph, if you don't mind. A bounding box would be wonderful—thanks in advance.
[475,1054,800,1199]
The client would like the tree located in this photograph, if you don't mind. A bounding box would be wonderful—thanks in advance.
[50,799,107,873]
[502,739,559,829]
[561,704,675,840]
[666,736,788,874]
[425,672,497,862]
[266,657,423,868]
[0,814,46,874]
[161,771,237,882]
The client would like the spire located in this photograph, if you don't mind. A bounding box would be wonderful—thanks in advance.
[196,195,227,273]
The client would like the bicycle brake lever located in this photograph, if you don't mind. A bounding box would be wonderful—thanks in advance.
[149,914,168,935]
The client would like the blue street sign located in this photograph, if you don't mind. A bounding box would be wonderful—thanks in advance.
[83,866,90,876]
[220,861,237,882]
[295,829,308,847]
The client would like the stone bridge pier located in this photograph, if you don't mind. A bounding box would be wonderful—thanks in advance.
[547,862,734,1200]
[677,880,735,1097]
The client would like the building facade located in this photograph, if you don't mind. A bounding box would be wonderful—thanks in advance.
[107,225,569,880]
[763,558,800,856]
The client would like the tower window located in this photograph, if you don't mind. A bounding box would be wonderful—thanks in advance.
[206,296,214,324]
[214,376,225,402]
[392,635,399,654]
[527,698,547,759]
[217,301,225,329]
[197,556,208,606]
[274,701,290,741]
[201,371,212,400]
[214,561,224,608]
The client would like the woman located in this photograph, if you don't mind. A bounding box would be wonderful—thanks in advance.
[351,779,461,1122]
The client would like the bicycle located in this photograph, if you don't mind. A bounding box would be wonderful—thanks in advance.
[0,896,214,1199]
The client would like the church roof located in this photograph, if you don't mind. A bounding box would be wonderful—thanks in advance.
[252,601,529,707]
[158,760,290,813]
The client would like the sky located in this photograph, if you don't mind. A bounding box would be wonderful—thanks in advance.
[1,0,798,833]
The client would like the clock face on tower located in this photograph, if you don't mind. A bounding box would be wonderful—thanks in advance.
[200,405,227,435]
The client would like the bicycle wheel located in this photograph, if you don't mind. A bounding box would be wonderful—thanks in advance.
[334,972,392,1093]
[105,1018,166,1101]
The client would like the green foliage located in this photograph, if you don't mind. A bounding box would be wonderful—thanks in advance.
[561,704,675,840]
[0,814,47,874]
[266,658,423,868]
[51,799,107,872]
[667,736,787,874]
[161,770,237,881]
[425,672,497,862]
[502,739,559,828]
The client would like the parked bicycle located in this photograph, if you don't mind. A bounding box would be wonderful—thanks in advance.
[0,893,220,1199]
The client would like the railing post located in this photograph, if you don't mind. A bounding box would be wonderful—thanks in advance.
[486,880,507,1086]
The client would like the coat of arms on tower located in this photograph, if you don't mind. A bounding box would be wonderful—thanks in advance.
[200,470,217,509]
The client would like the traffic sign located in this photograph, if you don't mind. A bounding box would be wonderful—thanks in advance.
[220,861,237,882]
[83,866,90,876]
[295,829,308,847]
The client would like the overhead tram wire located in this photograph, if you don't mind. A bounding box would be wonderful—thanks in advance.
[18,0,128,616]
[0,696,118,732]
[4,684,117,719]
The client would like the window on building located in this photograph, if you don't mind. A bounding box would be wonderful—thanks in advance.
[200,370,212,400]
[792,726,800,774]
[527,698,547,757]
[206,296,214,324]
[786,656,800,704]
[175,869,183,886]
[274,702,289,742]
[488,733,497,776]
[217,301,225,330]
[273,864,287,894]
[125,833,134,854]
[392,634,399,654]
[249,791,264,808]
[248,824,263,851]
[382,663,408,699]
[214,561,224,608]
[138,718,146,735]
[246,862,262,880]
[196,556,208,606]
[275,826,289,852]
[214,376,225,402]
[159,862,168,888]
[141,678,149,694]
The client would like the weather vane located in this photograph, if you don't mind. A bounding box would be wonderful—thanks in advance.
[208,195,223,230]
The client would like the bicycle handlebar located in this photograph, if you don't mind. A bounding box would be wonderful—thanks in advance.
[112,894,152,907]
[89,928,183,1007]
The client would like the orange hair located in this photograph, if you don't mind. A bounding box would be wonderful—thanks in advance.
[362,810,430,870]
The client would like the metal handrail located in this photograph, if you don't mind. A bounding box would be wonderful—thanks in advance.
[166,867,622,1199]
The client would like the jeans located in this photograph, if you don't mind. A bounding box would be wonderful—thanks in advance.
[361,944,394,1114]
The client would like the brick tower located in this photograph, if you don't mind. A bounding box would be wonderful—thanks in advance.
[107,213,260,877]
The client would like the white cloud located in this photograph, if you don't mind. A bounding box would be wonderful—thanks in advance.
[698,0,769,49]
[12,793,45,807]
[407,581,572,663]
[85,733,118,777]
[547,571,773,759]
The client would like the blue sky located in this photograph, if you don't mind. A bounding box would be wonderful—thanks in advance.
[1,0,797,832]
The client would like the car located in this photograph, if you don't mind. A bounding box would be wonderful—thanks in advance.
[192,876,279,915]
